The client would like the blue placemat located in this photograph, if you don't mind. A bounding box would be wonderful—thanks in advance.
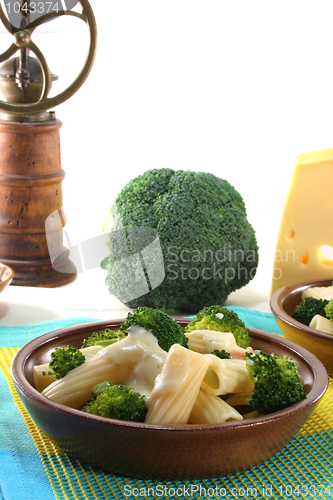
[1,309,332,500]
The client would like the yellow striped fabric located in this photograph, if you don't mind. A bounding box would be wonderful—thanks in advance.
[1,347,333,500]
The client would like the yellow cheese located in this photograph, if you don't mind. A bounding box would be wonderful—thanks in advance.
[271,148,333,295]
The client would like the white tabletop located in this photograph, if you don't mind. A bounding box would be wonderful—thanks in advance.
[0,265,273,327]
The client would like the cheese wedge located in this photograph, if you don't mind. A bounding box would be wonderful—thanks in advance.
[271,148,333,295]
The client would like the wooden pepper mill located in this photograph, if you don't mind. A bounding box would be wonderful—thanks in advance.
[0,1,97,286]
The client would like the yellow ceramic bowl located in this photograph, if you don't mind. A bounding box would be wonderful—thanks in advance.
[270,278,333,374]
[0,263,14,293]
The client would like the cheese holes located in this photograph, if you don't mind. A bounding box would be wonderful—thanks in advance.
[299,254,309,265]
[318,245,333,266]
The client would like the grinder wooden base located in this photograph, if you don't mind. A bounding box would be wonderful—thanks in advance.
[0,116,77,287]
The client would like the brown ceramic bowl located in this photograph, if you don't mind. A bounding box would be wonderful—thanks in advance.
[11,319,328,479]
[0,263,14,293]
[271,278,333,374]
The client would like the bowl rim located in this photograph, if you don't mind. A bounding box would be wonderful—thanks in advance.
[270,277,333,341]
[0,262,14,285]
[11,318,329,433]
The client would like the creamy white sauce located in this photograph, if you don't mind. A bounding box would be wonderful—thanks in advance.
[79,345,103,360]
[98,325,167,396]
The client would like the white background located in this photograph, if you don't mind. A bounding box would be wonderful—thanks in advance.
[1,0,333,322]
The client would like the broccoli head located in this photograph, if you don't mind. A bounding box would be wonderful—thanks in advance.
[82,381,147,422]
[82,328,126,348]
[211,349,231,359]
[184,305,251,349]
[246,350,306,415]
[46,345,85,379]
[120,306,188,351]
[324,299,333,321]
[101,168,259,313]
[292,297,329,326]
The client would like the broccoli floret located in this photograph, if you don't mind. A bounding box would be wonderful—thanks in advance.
[82,328,126,348]
[120,306,188,351]
[45,345,85,379]
[211,349,231,359]
[292,297,329,326]
[82,381,147,422]
[101,169,259,314]
[245,350,306,415]
[324,299,333,321]
[184,305,251,349]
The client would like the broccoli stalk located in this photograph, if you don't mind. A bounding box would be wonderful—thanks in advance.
[184,305,251,349]
[82,328,126,348]
[120,306,188,351]
[82,381,147,422]
[292,297,329,326]
[45,345,86,379]
[245,350,306,415]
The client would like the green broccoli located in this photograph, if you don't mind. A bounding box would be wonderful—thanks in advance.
[245,350,306,415]
[82,328,126,348]
[292,297,329,326]
[324,300,333,321]
[184,305,251,349]
[101,169,259,314]
[82,381,147,422]
[120,306,188,351]
[45,345,85,379]
[211,349,231,359]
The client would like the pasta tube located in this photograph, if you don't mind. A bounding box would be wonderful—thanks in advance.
[33,345,104,392]
[242,410,259,420]
[302,285,333,301]
[41,328,167,409]
[145,344,212,425]
[189,389,243,424]
[225,392,254,408]
[41,351,118,408]
[201,355,254,396]
[309,314,333,335]
[185,329,248,358]
[223,393,259,420]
